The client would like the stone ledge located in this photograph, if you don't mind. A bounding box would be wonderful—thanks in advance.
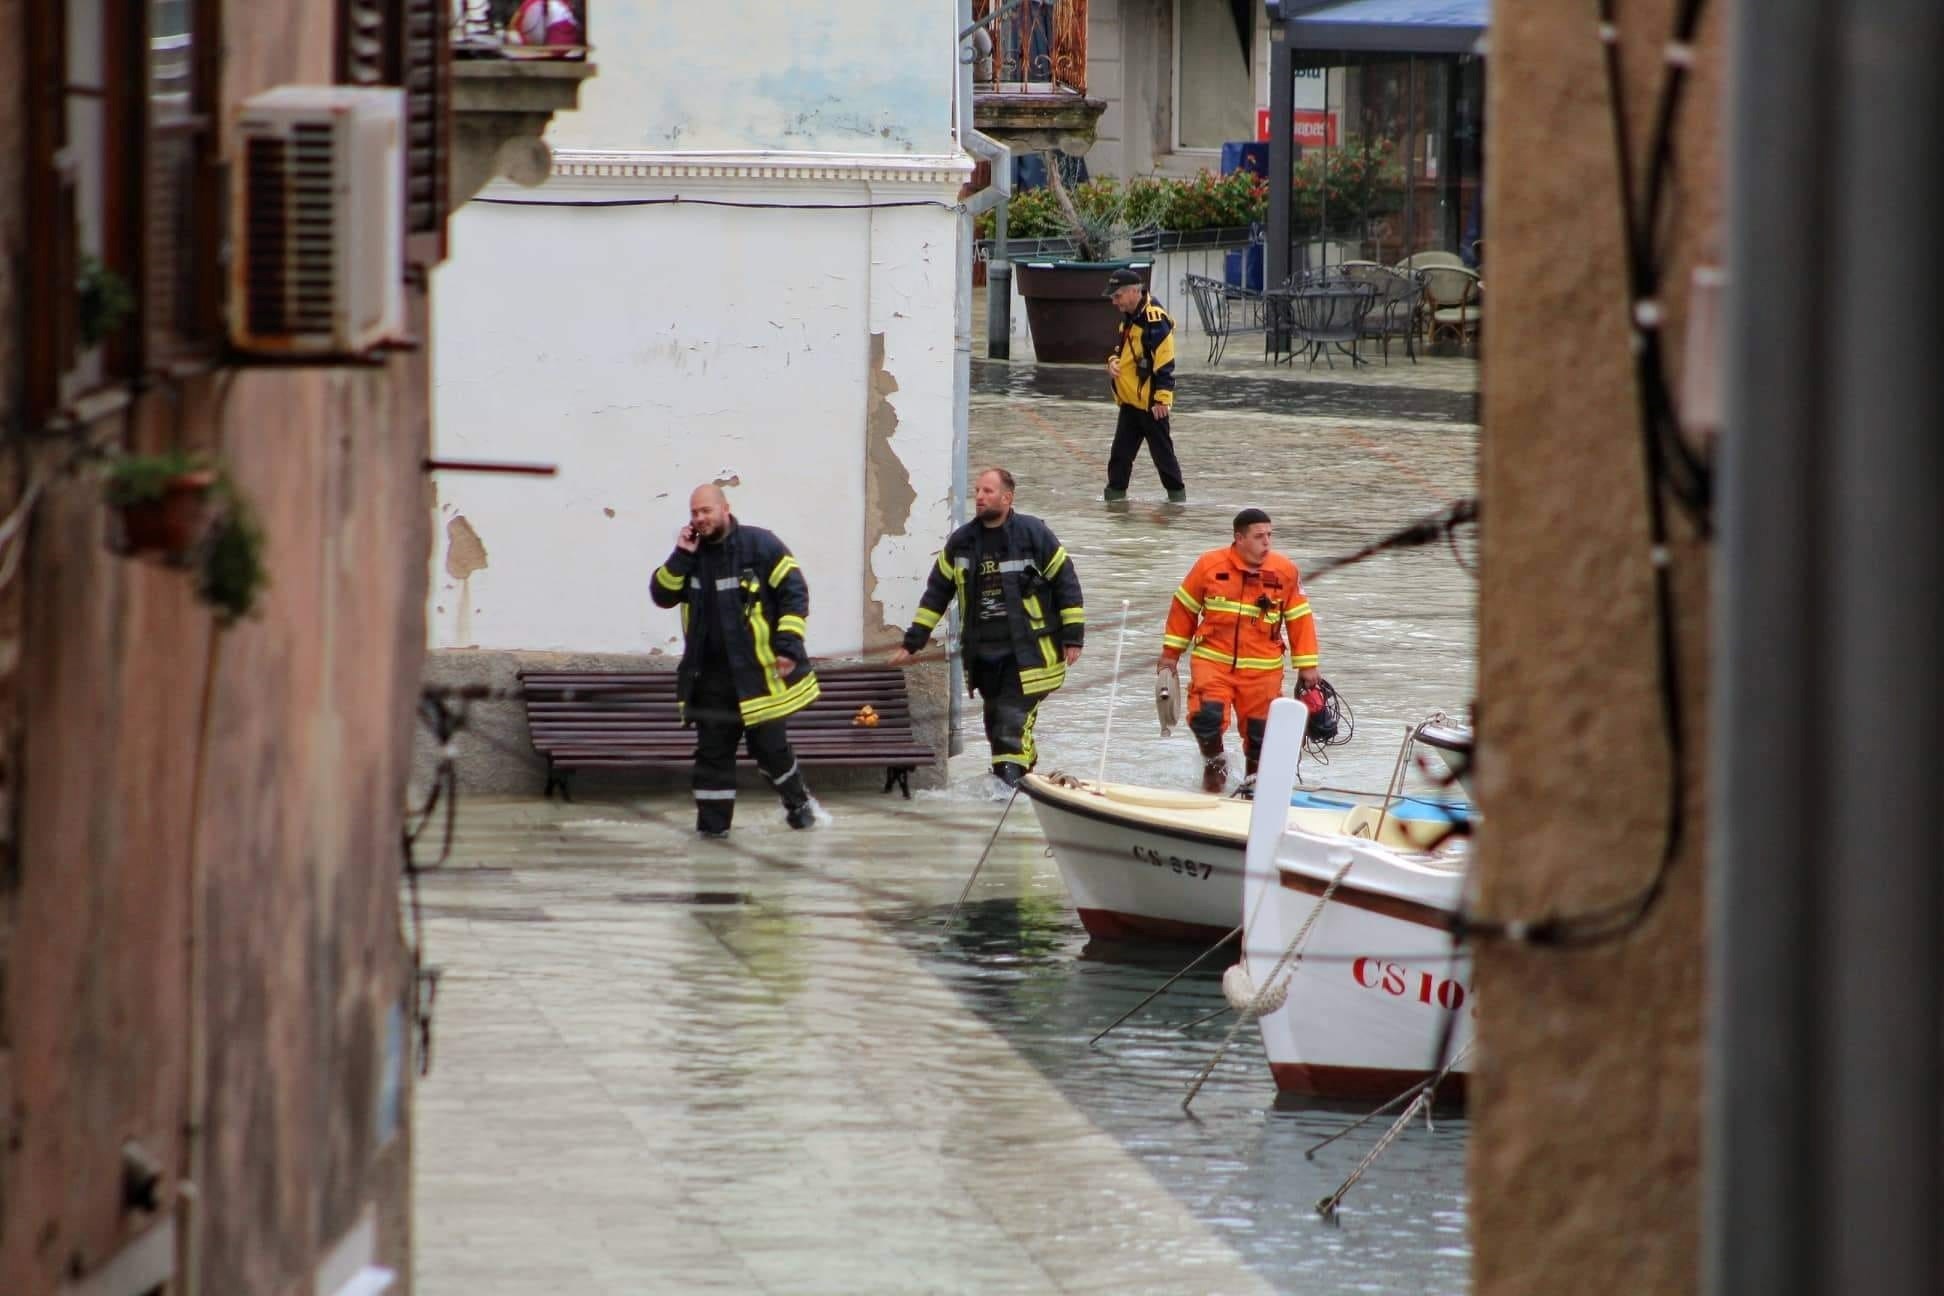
[451,59,599,205]
[974,93,1107,157]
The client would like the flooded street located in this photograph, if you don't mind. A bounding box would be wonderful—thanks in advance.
[415,354,1479,1294]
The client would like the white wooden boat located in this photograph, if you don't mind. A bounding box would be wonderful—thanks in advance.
[1239,697,1474,1102]
[1018,754,1467,947]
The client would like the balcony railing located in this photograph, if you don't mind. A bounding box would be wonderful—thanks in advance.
[453,0,589,61]
[973,0,1087,96]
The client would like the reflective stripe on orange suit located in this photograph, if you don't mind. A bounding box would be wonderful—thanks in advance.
[1159,546,1319,739]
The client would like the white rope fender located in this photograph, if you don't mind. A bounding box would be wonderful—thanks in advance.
[1222,962,1290,1015]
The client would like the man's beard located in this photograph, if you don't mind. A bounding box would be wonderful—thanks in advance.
[976,503,1007,523]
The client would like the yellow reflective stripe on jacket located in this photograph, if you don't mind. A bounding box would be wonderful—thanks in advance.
[776,614,807,638]
[768,555,800,587]
[1162,633,1192,651]
[1019,662,1066,696]
[1060,607,1085,626]
[1290,653,1320,668]
[913,606,942,630]
[1284,600,1312,621]
[747,600,785,695]
[937,552,956,581]
[654,565,685,593]
[1043,546,1069,579]
[1190,644,1284,671]
[1204,595,1266,618]
[740,672,820,724]
[1174,587,1203,615]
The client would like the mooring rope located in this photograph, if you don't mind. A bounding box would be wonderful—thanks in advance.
[1181,854,1354,1112]
[1315,1039,1475,1219]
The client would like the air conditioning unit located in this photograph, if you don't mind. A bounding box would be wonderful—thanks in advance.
[230,86,405,357]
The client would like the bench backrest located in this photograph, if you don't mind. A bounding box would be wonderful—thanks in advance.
[519,668,920,737]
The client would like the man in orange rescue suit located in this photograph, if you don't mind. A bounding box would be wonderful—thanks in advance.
[1103,267,1185,503]
[1160,508,1321,793]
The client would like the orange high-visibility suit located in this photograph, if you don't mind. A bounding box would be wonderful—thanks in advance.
[1161,546,1319,786]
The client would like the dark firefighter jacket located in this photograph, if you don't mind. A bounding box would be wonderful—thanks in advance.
[901,511,1084,697]
[651,521,819,726]
[1111,293,1177,411]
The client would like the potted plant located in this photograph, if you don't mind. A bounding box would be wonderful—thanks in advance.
[195,488,268,628]
[102,449,217,563]
[77,255,136,347]
[101,451,270,626]
[1011,155,1156,364]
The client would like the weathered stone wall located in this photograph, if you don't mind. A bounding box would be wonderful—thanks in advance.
[0,0,24,1280]
[0,7,430,1292]
[1470,2,1722,1292]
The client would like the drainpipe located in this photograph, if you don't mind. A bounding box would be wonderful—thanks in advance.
[951,0,975,754]
[967,130,1012,363]
[953,15,1011,758]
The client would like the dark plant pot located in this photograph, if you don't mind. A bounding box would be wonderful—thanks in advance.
[1015,260,1151,364]
[108,471,216,563]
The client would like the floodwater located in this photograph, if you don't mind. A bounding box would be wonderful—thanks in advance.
[413,355,1479,1294]
[964,357,1478,798]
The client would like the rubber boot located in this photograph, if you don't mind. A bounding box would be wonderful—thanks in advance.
[1200,754,1229,795]
[1103,486,1128,503]
[1166,488,1188,503]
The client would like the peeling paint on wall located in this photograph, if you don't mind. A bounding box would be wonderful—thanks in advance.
[862,333,917,647]
[444,516,488,581]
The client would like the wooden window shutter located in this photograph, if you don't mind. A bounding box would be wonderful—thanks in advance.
[340,0,451,265]
[141,0,222,370]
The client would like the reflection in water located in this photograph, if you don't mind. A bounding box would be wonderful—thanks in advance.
[902,897,1471,1295]
[909,363,1479,1290]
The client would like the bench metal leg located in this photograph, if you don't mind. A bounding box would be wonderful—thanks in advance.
[883,766,913,799]
[543,757,573,802]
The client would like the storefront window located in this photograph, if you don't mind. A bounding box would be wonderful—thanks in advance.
[1285,53,1485,269]
[1175,0,1255,150]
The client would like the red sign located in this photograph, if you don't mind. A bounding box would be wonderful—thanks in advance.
[1255,107,1339,149]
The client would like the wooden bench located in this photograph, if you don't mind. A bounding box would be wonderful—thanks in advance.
[518,665,938,801]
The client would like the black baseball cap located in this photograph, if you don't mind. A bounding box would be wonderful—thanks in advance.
[1102,268,1144,296]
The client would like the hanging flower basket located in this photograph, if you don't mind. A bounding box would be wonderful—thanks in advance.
[103,453,217,564]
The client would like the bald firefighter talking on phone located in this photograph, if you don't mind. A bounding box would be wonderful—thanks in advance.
[1159,508,1321,793]
[651,484,823,837]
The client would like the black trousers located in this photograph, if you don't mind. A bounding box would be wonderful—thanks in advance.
[1106,403,1185,493]
[971,655,1043,782]
[691,668,809,832]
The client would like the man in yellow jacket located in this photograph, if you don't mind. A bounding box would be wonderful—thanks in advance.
[1160,508,1321,792]
[1102,267,1185,503]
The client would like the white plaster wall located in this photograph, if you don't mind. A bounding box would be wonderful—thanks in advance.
[429,168,963,658]
[864,198,961,639]
[553,0,958,155]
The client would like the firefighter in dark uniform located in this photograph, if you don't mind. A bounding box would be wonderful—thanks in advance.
[888,467,1084,787]
[651,485,822,837]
